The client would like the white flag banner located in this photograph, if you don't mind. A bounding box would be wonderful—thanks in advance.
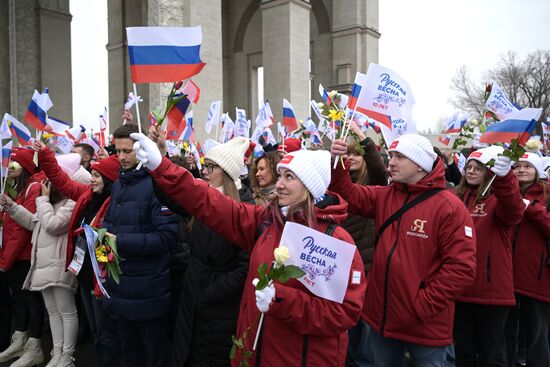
[205,101,221,134]
[124,92,143,111]
[379,116,417,146]
[485,81,519,121]
[234,108,250,138]
[310,100,326,124]
[457,153,467,173]
[220,113,235,143]
[352,64,415,135]
[280,222,356,304]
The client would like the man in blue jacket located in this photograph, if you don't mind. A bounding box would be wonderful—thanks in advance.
[102,124,179,367]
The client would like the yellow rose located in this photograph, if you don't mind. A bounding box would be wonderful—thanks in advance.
[274,246,290,266]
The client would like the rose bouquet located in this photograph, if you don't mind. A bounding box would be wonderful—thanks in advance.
[230,246,305,366]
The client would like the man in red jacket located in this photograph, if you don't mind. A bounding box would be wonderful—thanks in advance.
[330,134,477,366]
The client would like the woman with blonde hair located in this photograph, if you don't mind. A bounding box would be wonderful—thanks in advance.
[132,134,366,367]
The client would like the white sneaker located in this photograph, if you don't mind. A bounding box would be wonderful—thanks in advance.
[58,351,75,367]
[0,331,28,363]
[9,337,44,367]
[44,346,62,367]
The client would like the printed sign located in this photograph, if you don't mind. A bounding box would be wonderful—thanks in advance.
[280,222,356,303]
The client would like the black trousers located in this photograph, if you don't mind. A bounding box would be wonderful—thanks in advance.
[5,261,44,338]
[117,318,169,367]
[454,302,512,367]
[506,295,550,367]
[0,271,11,350]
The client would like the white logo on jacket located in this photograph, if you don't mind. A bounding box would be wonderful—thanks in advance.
[406,219,429,239]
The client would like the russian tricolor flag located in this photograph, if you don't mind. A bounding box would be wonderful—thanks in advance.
[178,110,194,142]
[318,84,333,107]
[282,99,298,132]
[1,141,13,177]
[46,116,71,136]
[24,89,53,131]
[127,26,206,84]
[5,114,31,145]
[166,95,191,140]
[479,108,542,145]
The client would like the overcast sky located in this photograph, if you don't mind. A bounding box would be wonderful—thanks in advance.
[379,0,550,131]
[71,0,550,132]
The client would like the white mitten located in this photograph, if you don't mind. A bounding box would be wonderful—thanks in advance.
[490,155,512,177]
[252,278,276,313]
[472,132,488,149]
[130,133,162,171]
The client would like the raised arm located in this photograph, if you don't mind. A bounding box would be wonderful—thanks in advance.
[37,145,89,201]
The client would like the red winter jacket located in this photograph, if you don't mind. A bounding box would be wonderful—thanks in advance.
[457,171,524,306]
[0,173,44,270]
[513,182,550,303]
[329,158,477,347]
[39,148,110,268]
[150,157,366,367]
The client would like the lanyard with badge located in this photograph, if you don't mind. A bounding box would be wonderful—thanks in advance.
[68,218,93,275]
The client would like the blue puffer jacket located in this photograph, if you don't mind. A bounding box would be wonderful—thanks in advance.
[102,168,179,320]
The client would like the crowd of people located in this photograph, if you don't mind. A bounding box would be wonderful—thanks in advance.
[0,115,549,367]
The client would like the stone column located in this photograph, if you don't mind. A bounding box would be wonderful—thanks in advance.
[331,0,380,92]
[38,0,73,121]
[0,1,10,115]
[261,0,310,122]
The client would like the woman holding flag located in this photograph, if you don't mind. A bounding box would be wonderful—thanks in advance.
[453,146,525,366]
[131,133,366,367]
[508,153,550,367]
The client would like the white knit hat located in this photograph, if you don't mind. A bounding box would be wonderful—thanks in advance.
[387,134,437,173]
[55,153,91,185]
[277,150,331,202]
[71,165,92,184]
[518,152,547,179]
[466,146,504,166]
[56,153,82,177]
[204,137,250,189]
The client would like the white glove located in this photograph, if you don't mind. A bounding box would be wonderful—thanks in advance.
[130,133,162,171]
[472,132,488,149]
[490,155,512,177]
[252,278,276,313]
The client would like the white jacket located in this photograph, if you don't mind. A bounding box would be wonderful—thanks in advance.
[9,196,77,291]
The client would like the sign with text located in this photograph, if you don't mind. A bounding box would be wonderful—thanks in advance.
[280,222,356,303]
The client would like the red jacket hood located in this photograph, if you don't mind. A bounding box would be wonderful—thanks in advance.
[313,191,349,224]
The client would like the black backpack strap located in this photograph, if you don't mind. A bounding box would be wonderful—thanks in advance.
[324,221,338,236]
[374,189,443,247]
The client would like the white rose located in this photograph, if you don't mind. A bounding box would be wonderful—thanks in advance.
[470,119,480,127]
[328,90,338,98]
[525,139,542,150]
[317,102,325,109]
[273,246,290,266]
[8,161,21,170]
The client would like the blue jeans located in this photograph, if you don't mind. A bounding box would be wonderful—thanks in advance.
[367,324,451,367]
[347,319,375,366]
[79,285,121,367]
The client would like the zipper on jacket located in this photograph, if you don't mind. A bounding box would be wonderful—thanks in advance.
[301,335,309,367]
[511,224,521,254]
[486,253,491,282]
[537,250,544,280]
